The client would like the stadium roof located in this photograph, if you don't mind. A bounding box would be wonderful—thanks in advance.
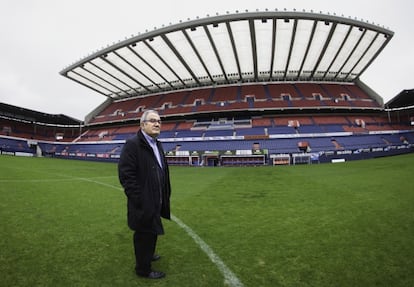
[0,102,82,126]
[385,89,414,109]
[60,10,393,100]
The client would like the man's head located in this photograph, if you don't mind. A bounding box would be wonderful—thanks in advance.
[140,110,162,138]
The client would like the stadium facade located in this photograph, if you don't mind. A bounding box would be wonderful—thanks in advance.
[1,10,413,165]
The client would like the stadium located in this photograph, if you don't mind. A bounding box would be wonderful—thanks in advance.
[1,9,414,287]
[1,10,413,165]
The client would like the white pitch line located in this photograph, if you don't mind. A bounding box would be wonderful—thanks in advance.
[76,177,244,287]
[3,174,244,286]
[171,214,244,287]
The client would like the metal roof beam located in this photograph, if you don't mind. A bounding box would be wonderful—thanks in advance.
[269,18,277,80]
[357,33,393,77]
[283,19,298,79]
[126,45,174,89]
[203,25,228,82]
[79,65,125,94]
[100,55,147,93]
[310,21,337,79]
[182,29,214,82]
[143,40,186,87]
[322,25,353,78]
[69,70,113,98]
[160,34,201,85]
[334,27,367,80]
[225,22,242,81]
[346,32,379,80]
[249,19,258,80]
[113,50,161,90]
[89,61,137,95]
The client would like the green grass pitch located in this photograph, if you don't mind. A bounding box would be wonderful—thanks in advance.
[1,154,414,287]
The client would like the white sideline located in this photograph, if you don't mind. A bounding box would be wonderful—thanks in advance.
[79,177,244,287]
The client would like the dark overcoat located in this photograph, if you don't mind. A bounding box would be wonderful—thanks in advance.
[118,130,171,233]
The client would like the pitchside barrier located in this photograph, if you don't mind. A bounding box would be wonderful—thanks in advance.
[1,135,414,166]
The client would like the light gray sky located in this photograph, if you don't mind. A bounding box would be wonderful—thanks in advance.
[0,0,412,120]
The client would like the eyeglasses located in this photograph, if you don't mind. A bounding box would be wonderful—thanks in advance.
[144,118,162,124]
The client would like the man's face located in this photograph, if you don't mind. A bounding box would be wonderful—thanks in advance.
[141,112,161,138]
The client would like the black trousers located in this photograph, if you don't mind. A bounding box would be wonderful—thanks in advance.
[133,231,158,275]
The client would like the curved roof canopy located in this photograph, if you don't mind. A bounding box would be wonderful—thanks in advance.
[61,10,393,100]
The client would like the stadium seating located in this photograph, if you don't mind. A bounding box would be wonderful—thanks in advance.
[0,118,78,141]
[2,81,413,165]
[85,83,382,125]
[0,137,35,154]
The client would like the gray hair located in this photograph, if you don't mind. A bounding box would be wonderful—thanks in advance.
[140,110,159,126]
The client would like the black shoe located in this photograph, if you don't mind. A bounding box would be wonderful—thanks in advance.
[137,270,165,279]
[152,254,161,261]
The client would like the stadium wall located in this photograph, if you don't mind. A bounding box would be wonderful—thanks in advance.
[2,129,413,165]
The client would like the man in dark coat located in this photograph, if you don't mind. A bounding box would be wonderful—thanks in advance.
[118,110,171,279]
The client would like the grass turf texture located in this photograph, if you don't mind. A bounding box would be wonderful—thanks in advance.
[1,154,413,287]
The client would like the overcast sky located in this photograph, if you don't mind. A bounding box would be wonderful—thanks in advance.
[0,0,412,120]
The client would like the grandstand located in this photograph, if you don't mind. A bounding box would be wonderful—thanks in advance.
[1,11,413,165]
